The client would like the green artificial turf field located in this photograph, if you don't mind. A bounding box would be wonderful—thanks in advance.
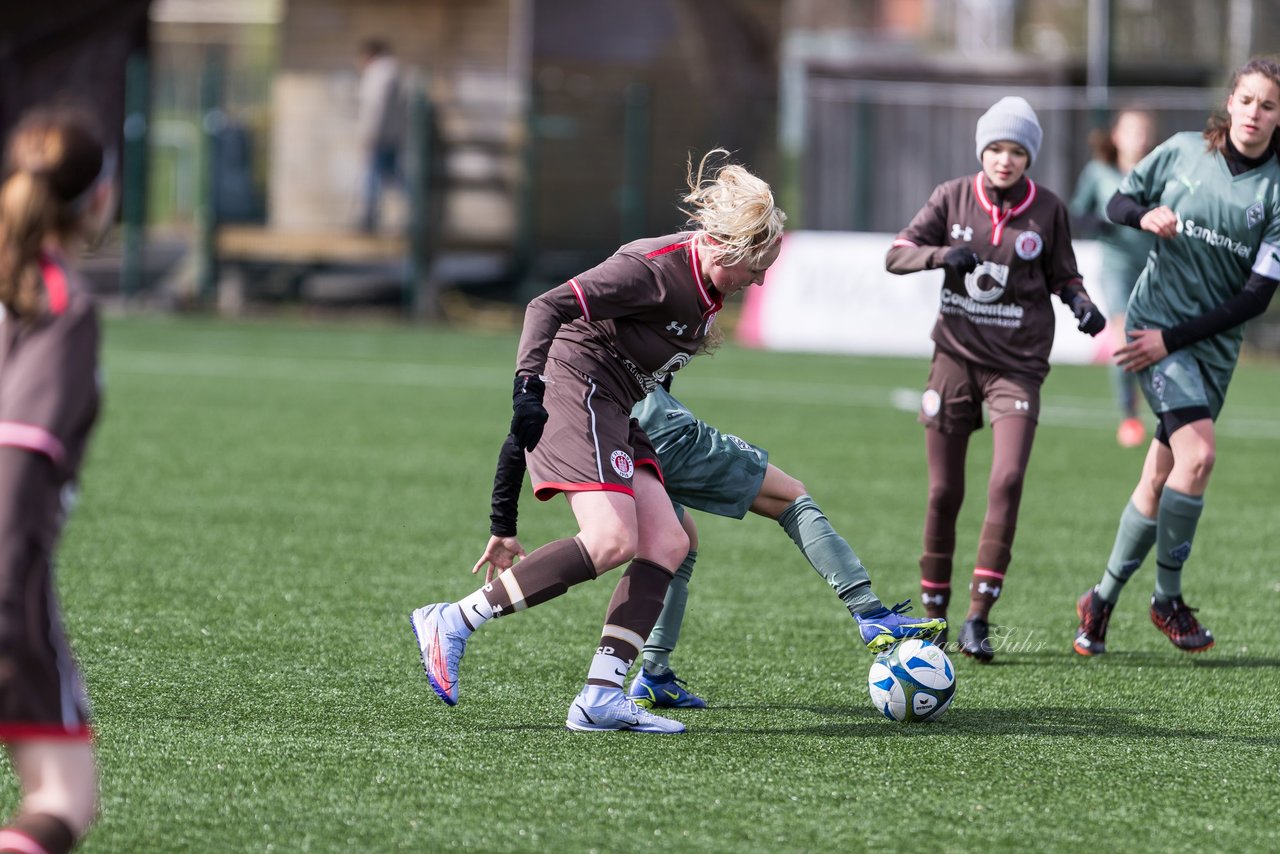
[7,315,1277,851]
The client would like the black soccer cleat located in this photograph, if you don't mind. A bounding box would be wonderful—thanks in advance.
[958,616,995,663]
[1073,587,1115,657]
[1150,595,1214,653]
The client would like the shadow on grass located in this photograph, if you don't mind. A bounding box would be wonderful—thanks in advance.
[640,705,1280,744]
[949,647,1280,669]
[1066,651,1280,669]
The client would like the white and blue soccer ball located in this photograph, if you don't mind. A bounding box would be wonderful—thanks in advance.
[867,638,956,722]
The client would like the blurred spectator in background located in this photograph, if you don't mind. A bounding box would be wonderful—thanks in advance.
[356,37,405,233]
[0,104,114,854]
[1070,109,1157,448]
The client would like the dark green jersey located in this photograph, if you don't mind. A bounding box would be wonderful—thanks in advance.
[1070,159,1154,291]
[1118,132,1280,374]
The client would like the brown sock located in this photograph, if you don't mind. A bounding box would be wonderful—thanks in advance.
[919,552,953,619]
[1,813,76,854]
[586,558,674,688]
[968,567,1007,619]
[477,537,595,623]
[969,521,1014,619]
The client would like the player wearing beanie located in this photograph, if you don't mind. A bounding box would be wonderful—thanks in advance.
[885,96,1105,663]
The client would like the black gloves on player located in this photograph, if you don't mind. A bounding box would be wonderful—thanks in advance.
[511,375,549,451]
[941,247,981,275]
[1067,294,1107,336]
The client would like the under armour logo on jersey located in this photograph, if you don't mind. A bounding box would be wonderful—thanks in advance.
[976,582,1002,599]
[1014,400,1030,411]
[666,320,688,336]
[951,223,973,241]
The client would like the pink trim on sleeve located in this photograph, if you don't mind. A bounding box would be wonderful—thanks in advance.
[891,238,918,247]
[0,421,66,465]
[568,277,591,321]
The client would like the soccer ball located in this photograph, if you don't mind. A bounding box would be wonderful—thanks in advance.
[867,639,956,722]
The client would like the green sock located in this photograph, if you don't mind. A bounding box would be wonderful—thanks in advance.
[777,495,881,615]
[641,549,696,675]
[1097,500,1157,604]
[1153,487,1203,603]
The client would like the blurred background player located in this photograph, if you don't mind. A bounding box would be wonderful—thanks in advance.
[1074,57,1280,657]
[1070,109,1158,448]
[473,378,946,710]
[409,150,785,734]
[886,96,1106,663]
[0,105,114,854]
[355,37,405,233]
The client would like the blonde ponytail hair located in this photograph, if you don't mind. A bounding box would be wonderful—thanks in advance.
[682,149,785,267]
[0,106,104,321]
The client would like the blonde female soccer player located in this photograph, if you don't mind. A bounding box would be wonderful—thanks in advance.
[410,150,785,733]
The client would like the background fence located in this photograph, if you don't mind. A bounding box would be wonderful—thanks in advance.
[801,78,1222,233]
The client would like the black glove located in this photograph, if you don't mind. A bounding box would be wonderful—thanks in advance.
[941,246,981,275]
[1068,294,1106,336]
[511,375,548,451]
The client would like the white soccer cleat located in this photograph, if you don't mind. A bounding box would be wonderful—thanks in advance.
[565,685,686,734]
[410,603,467,706]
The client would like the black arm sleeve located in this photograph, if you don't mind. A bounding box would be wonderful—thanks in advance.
[1105,192,1154,230]
[489,433,527,537]
[1162,272,1280,352]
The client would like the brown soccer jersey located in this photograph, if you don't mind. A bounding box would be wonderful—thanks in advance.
[516,233,722,407]
[0,256,99,740]
[886,174,1085,382]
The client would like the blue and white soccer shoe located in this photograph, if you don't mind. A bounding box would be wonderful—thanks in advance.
[856,600,946,654]
[626,668,708,709]
[410,603,467,706]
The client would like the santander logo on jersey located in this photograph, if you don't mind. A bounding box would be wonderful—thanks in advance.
[1176,213,1251,258]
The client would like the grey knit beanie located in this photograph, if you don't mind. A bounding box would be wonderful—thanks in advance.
[975,96,1042,166]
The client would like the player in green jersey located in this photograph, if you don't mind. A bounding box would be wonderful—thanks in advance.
[1075,58,1280,656]
[1070,109,1157,448]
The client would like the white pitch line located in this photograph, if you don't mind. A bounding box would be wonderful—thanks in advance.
[886,386,1280,440]
[101,350,1280,440]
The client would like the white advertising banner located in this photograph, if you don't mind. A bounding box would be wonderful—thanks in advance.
[737,231,1114,365]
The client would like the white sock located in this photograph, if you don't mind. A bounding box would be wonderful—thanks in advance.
[454,589,495,636]
[580,683,624,704]
[586,652,633,689]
